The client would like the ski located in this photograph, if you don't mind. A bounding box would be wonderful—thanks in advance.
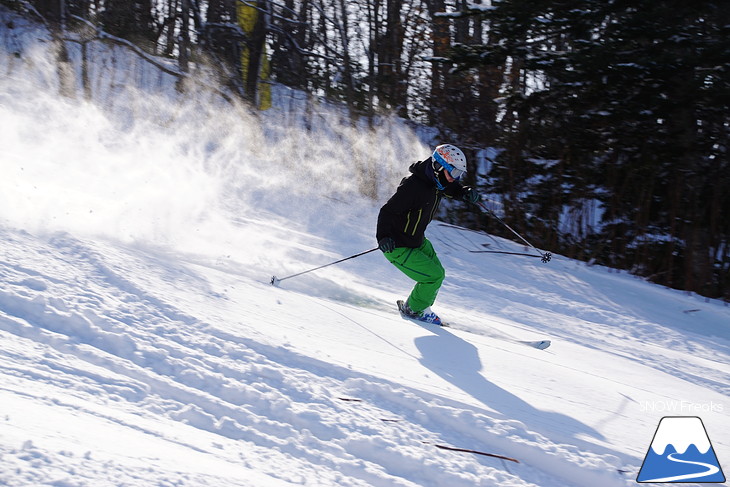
[396,302,550,349]
[451,324,551,350]
[519,340,551,350]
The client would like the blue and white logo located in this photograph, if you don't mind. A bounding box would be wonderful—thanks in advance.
[637,416,725,483]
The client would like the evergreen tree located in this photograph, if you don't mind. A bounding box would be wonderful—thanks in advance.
[450,0,730,298]
[100,0,156,49]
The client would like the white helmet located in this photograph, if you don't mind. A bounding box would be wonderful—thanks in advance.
[432,144,467,179]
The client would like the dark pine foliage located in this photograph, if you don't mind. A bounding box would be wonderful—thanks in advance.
[451,0,730,299]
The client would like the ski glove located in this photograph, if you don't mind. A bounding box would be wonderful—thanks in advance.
[378,237,396,253]
[463,187,481,204]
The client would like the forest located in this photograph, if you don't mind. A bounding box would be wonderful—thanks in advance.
[6,0,730,300]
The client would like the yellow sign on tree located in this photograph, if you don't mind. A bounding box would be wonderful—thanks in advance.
[237,1,272,110]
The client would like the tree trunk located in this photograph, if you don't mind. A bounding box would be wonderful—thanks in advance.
[243,0,269,105]
[427,0,448,127]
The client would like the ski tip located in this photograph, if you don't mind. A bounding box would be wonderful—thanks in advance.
[519,339,551,349]
[270,276,280,287]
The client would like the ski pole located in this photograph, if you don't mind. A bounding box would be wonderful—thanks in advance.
[476,202,552,263]
[270,247,379,286]
[469,250,545,258]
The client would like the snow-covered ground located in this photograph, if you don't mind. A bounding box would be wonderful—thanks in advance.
[1,7,729,486]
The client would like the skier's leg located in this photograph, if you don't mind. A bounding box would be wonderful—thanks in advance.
[405,239,445,312]
[384,239,444,313]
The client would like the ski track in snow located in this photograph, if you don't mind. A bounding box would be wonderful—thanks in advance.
[0,229,614,487]
[1,225,727,486]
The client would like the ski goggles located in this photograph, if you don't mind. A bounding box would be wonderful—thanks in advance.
[432,153,465,180]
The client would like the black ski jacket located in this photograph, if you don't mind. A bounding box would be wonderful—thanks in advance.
[377,158,468,249]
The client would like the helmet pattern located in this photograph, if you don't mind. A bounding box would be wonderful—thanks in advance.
[432,144,467,174]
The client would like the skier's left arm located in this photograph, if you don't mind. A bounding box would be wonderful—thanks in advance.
[444,182,481,204]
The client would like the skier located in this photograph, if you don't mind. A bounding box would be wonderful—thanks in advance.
[376,144,480,325]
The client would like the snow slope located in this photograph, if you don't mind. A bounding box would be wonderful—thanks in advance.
[1,8,729,486]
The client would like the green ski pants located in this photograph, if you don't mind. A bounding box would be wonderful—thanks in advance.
[384,238,445,313]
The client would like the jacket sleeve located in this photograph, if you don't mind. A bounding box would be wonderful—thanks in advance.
[443,181,469,200]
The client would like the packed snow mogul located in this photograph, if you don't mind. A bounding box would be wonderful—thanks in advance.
[377,144,480,325]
